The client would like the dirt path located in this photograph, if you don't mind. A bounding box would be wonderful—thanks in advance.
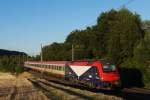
[0,72,48,100]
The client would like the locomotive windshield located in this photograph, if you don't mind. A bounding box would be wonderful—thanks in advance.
[102,65,116,72]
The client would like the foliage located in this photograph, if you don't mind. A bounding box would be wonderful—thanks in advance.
[15,65,24,74]
[38,8,150,88]
[0,49,27,56]
[42,8,144,63]
[0,54,27,73]
[142,20,150,32]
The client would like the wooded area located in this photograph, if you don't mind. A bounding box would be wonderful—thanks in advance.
[0,50,27,73]
[41,8,150,88]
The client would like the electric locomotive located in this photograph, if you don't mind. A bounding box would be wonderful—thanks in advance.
[24,60,121,89]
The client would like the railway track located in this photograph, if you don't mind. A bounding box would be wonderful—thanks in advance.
[28,78,93,100]
[29,71,150,100]
[28,77,122,100]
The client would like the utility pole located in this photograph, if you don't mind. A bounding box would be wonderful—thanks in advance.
[41,44,43,62]
[72,44,74,61]
[41,43,44,78]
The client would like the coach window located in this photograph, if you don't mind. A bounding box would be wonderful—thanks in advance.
[58,66,59,70]
[60,67,62,71]
[62,66,64,71]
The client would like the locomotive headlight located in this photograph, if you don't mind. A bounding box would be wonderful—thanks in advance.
[89,75,92,78]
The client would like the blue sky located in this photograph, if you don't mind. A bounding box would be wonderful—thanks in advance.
[0,0,150,55]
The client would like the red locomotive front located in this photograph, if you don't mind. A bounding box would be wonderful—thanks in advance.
[65,60,121,89]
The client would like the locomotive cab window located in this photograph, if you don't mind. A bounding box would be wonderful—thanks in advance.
[102,65,116,72]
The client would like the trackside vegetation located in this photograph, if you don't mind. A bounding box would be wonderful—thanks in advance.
[40,8,150,88]
[0,50,27,74]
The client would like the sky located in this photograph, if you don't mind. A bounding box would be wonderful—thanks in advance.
[0,0,150,56]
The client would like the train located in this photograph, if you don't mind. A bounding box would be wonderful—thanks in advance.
[24,60,121,89]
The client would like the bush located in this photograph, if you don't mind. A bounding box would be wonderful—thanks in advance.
[15,66,24,74]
